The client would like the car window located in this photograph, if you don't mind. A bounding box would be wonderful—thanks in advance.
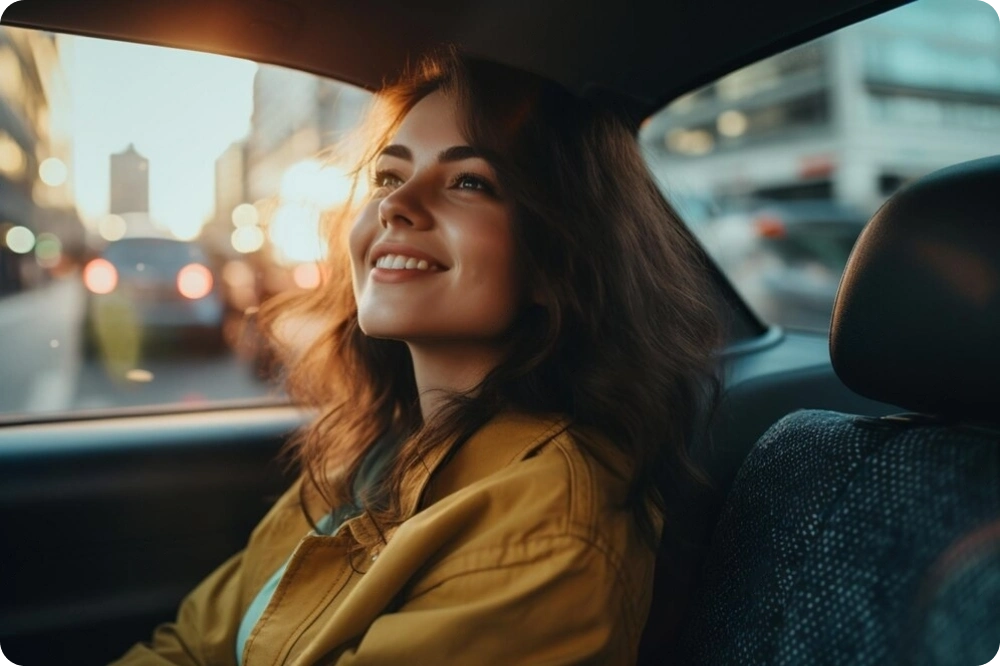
[641,0,1000,332]
[0,27,371,421]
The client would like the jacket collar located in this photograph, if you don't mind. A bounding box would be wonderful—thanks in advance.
[347,411,570,546]
[415,411,571,511]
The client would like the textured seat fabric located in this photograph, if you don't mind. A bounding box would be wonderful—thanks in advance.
[913,520,1000,666]
[681,409,1000,665]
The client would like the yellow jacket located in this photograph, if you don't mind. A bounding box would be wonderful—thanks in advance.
[114,412,659,665]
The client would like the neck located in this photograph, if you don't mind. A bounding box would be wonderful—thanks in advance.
[407,342,506,422]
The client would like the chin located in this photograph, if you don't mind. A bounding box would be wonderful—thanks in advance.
[356,316,421,342]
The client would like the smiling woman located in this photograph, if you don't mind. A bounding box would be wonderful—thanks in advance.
[113,49,723,666]
[351,91,524,396]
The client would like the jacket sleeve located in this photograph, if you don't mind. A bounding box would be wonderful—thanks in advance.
[110,550,247,666]
[331,535,640,666]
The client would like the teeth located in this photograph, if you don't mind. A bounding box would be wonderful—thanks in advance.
[375,253,436,271]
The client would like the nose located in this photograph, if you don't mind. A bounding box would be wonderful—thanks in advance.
[377,180,432,230]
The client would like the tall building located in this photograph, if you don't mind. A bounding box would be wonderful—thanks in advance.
[245,65,368,203]
[640,0,1000,216]
[204,140,248,257]
[219,65,369,264]
[109,143,149,215]
[215,141,247,222]
[0,27,80,295]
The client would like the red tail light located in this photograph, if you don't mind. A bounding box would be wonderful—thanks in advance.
[754,214,786,239]
[83,258,118,294]
[177,263,213,300]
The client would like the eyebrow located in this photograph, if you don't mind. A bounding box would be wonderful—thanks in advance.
[378,144,492,164]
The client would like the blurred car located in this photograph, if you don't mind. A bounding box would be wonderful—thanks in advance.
[702,199,868,330]
[752,200,867,328]
[82,237,226,355]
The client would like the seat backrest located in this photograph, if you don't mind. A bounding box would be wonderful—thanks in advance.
[684,410,1000,664]
[678,155,1000,665]
[911,517,1000,665]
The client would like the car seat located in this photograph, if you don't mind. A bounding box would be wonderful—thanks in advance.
[677,155,1000,665]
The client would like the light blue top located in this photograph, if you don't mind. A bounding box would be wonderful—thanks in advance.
[235,434,399,666]
[234,513,346,665]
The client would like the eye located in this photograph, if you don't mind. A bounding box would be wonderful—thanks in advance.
[372,170,403,192]
[451,172,496,195]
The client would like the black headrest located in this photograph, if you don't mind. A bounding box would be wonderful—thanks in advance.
[830,155,1000,424]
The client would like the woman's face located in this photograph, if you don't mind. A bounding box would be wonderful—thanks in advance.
[349,91,522,348]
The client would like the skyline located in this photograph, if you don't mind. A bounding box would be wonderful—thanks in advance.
[60,33,257,239]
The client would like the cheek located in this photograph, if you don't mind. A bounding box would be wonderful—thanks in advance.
[458,223,523,314]
[348,205,379,285]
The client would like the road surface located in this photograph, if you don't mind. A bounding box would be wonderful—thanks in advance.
[0,276,278,421]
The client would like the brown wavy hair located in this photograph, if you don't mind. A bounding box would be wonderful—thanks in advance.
[258,48,722,549]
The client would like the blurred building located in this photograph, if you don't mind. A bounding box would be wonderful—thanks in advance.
[202,140,248,258]
[209,65,368,265]
[109,143,149,215]
[215,141,247,221]
[245,65,368,203]
[641,0,1000,216]
[0,27,80,296]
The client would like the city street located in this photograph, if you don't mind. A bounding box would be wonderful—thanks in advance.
[0,276,278,419]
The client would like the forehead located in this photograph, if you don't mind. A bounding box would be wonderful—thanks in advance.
[390,91,466,150]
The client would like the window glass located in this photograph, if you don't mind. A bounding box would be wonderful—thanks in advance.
[0,28,370,421]
[641,0,1000,331]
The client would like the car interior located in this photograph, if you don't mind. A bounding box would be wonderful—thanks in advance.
[0,0,997,664]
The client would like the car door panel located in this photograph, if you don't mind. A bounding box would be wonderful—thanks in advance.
[0,406,305,665]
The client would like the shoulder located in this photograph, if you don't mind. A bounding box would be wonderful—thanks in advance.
[398,416,656,639]
[422,412,633,537]
[409,412,650,582]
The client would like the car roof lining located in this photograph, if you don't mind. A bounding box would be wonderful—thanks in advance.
[3,0,912,124]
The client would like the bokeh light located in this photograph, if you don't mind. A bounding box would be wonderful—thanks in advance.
[280,160,352,209]
[39,158,69,186]
[5,226,35,254]
[717,110,749,137]
[666,129,715,155]
[83,258,118,294]
[268,203,326,264]
[34,233,63,269]
[125,368,155,383]
[98,214,128,242]
[231,226,265,254]
[293,263,322,289]
[231,203,259,227]
[177,263,214,299]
